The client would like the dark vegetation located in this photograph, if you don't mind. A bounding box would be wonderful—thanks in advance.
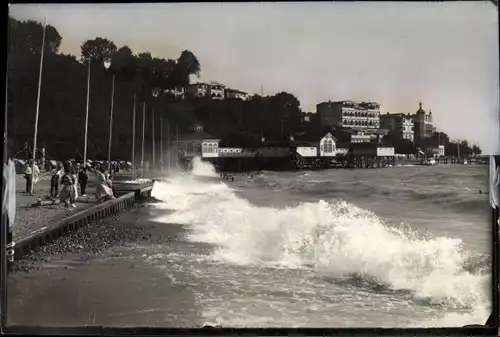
[8,17,480,160]
[8,17,304,161]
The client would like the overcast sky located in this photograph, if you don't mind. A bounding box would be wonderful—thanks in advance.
[9,2,499,153]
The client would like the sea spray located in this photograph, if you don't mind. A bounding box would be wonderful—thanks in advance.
[150,159,490,324]
[191,156,219,177]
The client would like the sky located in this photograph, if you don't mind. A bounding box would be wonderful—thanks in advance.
[9,2,500,153]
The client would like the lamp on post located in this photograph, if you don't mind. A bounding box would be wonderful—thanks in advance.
[104,59,115,174]
[83,57,92,168]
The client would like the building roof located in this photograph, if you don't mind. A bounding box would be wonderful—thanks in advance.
[380,113,412,119]
[359,101,380,106]
[293,131,338,143]
[226,88,247,95]
[416,101,426,114]
[317,100,354,106]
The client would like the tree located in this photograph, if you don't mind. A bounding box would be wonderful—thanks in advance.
[111,46,137,81]
[268,92,302,140]
[171,50,200,88]
[150,57,176,90]
[9,17,62,56]
[177,50,201,77]
[80,37,117,64]
[394,139,416,155]
[472,144,482,155]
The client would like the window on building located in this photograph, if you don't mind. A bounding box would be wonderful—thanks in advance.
[203,144,208,153]
[324,139,334,153]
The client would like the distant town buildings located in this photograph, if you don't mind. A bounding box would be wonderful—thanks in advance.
[316,100,381,131]
[209,82,225,100]
[225,88,249,101]
[379,113,415,142]
[187,82,210,97]
[187,82,248,101]
[350,132,372,143]
[312,98,448,154]
[410,101,435,144]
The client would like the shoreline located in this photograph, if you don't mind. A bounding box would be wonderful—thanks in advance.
[7,203,199,327]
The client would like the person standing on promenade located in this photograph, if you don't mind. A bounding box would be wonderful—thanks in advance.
[24,161,33,194]
[50,163,63,199]
[32,161,40,187]
[70,163,79,204]
[60,161,77,209]
[78,166,89,196]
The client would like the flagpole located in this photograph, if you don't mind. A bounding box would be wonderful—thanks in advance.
[131,93,136,181]
[106,73,115,173]
[83,58,91,167]
[160,116,163,173]
[141,102,145,177]
[166,119,170,174]
[175,124,179,169]
[152,106,155,172]
[30,15,47,195]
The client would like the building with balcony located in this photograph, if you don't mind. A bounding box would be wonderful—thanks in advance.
[225,88,249,100]
[175,124,219,158]
[208,82,225,100]
[317,100,380,131]
[164,87,185,98]
[350,132,372,143]
[379,113,415,142]
[187,82,210,98]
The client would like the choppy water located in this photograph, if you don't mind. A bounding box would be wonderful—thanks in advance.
[146,157,491,327]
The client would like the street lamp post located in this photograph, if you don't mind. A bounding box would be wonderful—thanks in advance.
[30,15,47,195]
[83,58,91,167]
[104,59,115,174]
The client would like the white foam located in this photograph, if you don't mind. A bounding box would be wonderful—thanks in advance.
[151,159,490,322]
[191,156,219,177]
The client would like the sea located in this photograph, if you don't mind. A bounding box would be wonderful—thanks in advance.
[144,157,491,328]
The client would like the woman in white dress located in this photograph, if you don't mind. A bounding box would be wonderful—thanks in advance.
[94,165,114,202]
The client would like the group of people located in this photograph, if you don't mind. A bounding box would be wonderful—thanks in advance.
[24,160,116,209]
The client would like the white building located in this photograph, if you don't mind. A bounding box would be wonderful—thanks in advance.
[225,88,249,100]
[350,133,372,143]
[208,82,225,100]
[187,83,209,97]
[164,87,185,98]
[317,100,380,131]
[379,113,415,142]
[319,132,337,157]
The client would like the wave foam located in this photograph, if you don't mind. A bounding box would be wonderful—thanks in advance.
[151,159,490,322]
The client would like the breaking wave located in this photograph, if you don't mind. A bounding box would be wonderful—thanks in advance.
[151,159,490,326]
